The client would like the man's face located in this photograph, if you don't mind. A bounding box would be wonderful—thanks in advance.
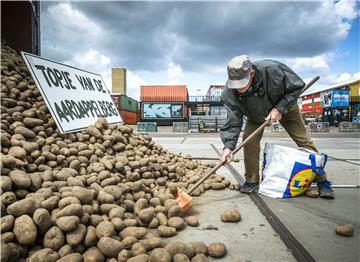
[235,70,255,94]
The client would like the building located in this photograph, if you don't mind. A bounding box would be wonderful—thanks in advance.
[300,79,360,124]
[112,67,127,95]
[140,85,188,125]
[1,1,41,55]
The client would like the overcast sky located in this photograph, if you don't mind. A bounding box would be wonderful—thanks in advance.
[41,0,360,100]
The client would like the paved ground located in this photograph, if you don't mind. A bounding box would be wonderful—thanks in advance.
[147,130,359,262]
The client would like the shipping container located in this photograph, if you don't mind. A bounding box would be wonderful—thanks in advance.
[141,102,185,119]
[112,68,126,94]
[301,93,323,114]
[140,85,188,102]
[119,95,138,113]
[119,110,138,125]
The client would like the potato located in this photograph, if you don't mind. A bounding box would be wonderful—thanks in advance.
[72,186,94,204]
[89,214,104,227]
[0,215,15,233]
[109,207,125,220]
[58,244,73,257]
[335,224,354,237]
[191,253,209,262]
[56,216,80,232]
[0,176,12,192]
[118,249,131,262]
[97,190,114,203]
[58,197,81,209]
[127,254,150,262]
[208,243,227,258]
[43,226,65,251]
[41,195,60,212]
[139,237,164,251]
[134,198,148,214]
[190,242,208,255]
[1,232,14,243]
[8,146,27,159]
[57,204,83,217]
[173,253,190,262]
[157,225,177,237]
[96,221,115,238]
[131,242,147,256]
[220,208,241,222]
[13,215,37,245]
[148,217,159,229]
[26,248,60,262]
[66,224,87,246]
[7,198,37,217]
[184,216,199,227]
[168,205,183,218]
[56,253,82,262]
[138,207,155,223]
[97,236,124,257]
[168,217,185,230]
[83,226,98,247]
[120,226,147,239]
[305,189,319,198]
[210,183,225,190]
[165,241,194,258]
[32,208,52,233]
[83,247,105,262]
[156,212,168,226]
[9,169,31,189]
[111,217,126,231]
[150,248,172,262]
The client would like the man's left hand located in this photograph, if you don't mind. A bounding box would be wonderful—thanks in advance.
[266,108,282,123]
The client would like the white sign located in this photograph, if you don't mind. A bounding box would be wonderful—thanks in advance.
[21,52,122,133]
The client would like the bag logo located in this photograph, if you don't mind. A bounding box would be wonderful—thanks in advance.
[283,162,316,198]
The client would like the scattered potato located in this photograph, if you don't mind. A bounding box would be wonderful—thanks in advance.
[208,243,227,258]
[335,224,354,237]
[220,208,241,222]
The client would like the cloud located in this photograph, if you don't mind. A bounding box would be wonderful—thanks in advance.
[167,62,183,84]
[41,1,359,99]
[64,49,112,92]
[126,71,147,100]
[43,1,359,72]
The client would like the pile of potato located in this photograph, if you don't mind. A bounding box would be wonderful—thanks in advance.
[0,41,230,261]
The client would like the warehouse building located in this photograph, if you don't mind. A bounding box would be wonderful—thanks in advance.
[140,85,188,126]
[300,78,360,125]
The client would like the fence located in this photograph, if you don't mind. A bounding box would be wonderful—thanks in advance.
[189,116,227,132]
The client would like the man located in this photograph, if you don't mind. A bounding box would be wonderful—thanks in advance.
[219,55,334,199]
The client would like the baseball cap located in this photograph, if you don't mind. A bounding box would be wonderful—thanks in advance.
[227,55,252,89]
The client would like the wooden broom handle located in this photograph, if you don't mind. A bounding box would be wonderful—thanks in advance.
[187,120,269,195]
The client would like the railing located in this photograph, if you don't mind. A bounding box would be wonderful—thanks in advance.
[188,96,222,102]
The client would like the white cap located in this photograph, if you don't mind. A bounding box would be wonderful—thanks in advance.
[227,55,252,89]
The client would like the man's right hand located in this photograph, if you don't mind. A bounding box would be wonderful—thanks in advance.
[220,148,233,163]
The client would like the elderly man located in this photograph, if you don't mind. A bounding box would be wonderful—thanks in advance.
[219,55,334,198]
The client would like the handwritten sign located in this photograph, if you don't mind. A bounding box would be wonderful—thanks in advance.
[21,52,122,133]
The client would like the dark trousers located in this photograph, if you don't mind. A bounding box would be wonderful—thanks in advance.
[243,104,327,183]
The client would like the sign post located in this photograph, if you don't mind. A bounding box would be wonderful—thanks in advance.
[21,52,122,133]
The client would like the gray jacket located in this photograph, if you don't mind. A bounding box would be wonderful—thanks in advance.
[220,60,305,149]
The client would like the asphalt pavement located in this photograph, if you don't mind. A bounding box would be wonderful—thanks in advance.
[148,130,359,262]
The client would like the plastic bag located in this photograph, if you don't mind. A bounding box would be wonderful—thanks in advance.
[259,143,327,198]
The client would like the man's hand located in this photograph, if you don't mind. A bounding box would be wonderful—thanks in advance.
[266,108,282,123]
[220,148,233,163]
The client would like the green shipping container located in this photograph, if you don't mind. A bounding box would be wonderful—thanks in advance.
[119,95,138,113]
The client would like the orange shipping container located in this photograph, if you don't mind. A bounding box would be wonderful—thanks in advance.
[140,85,188,102]
[119,110,138,125]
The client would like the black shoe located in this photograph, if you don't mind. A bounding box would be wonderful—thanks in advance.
[240,182,259,193]
[317,180,335,199]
